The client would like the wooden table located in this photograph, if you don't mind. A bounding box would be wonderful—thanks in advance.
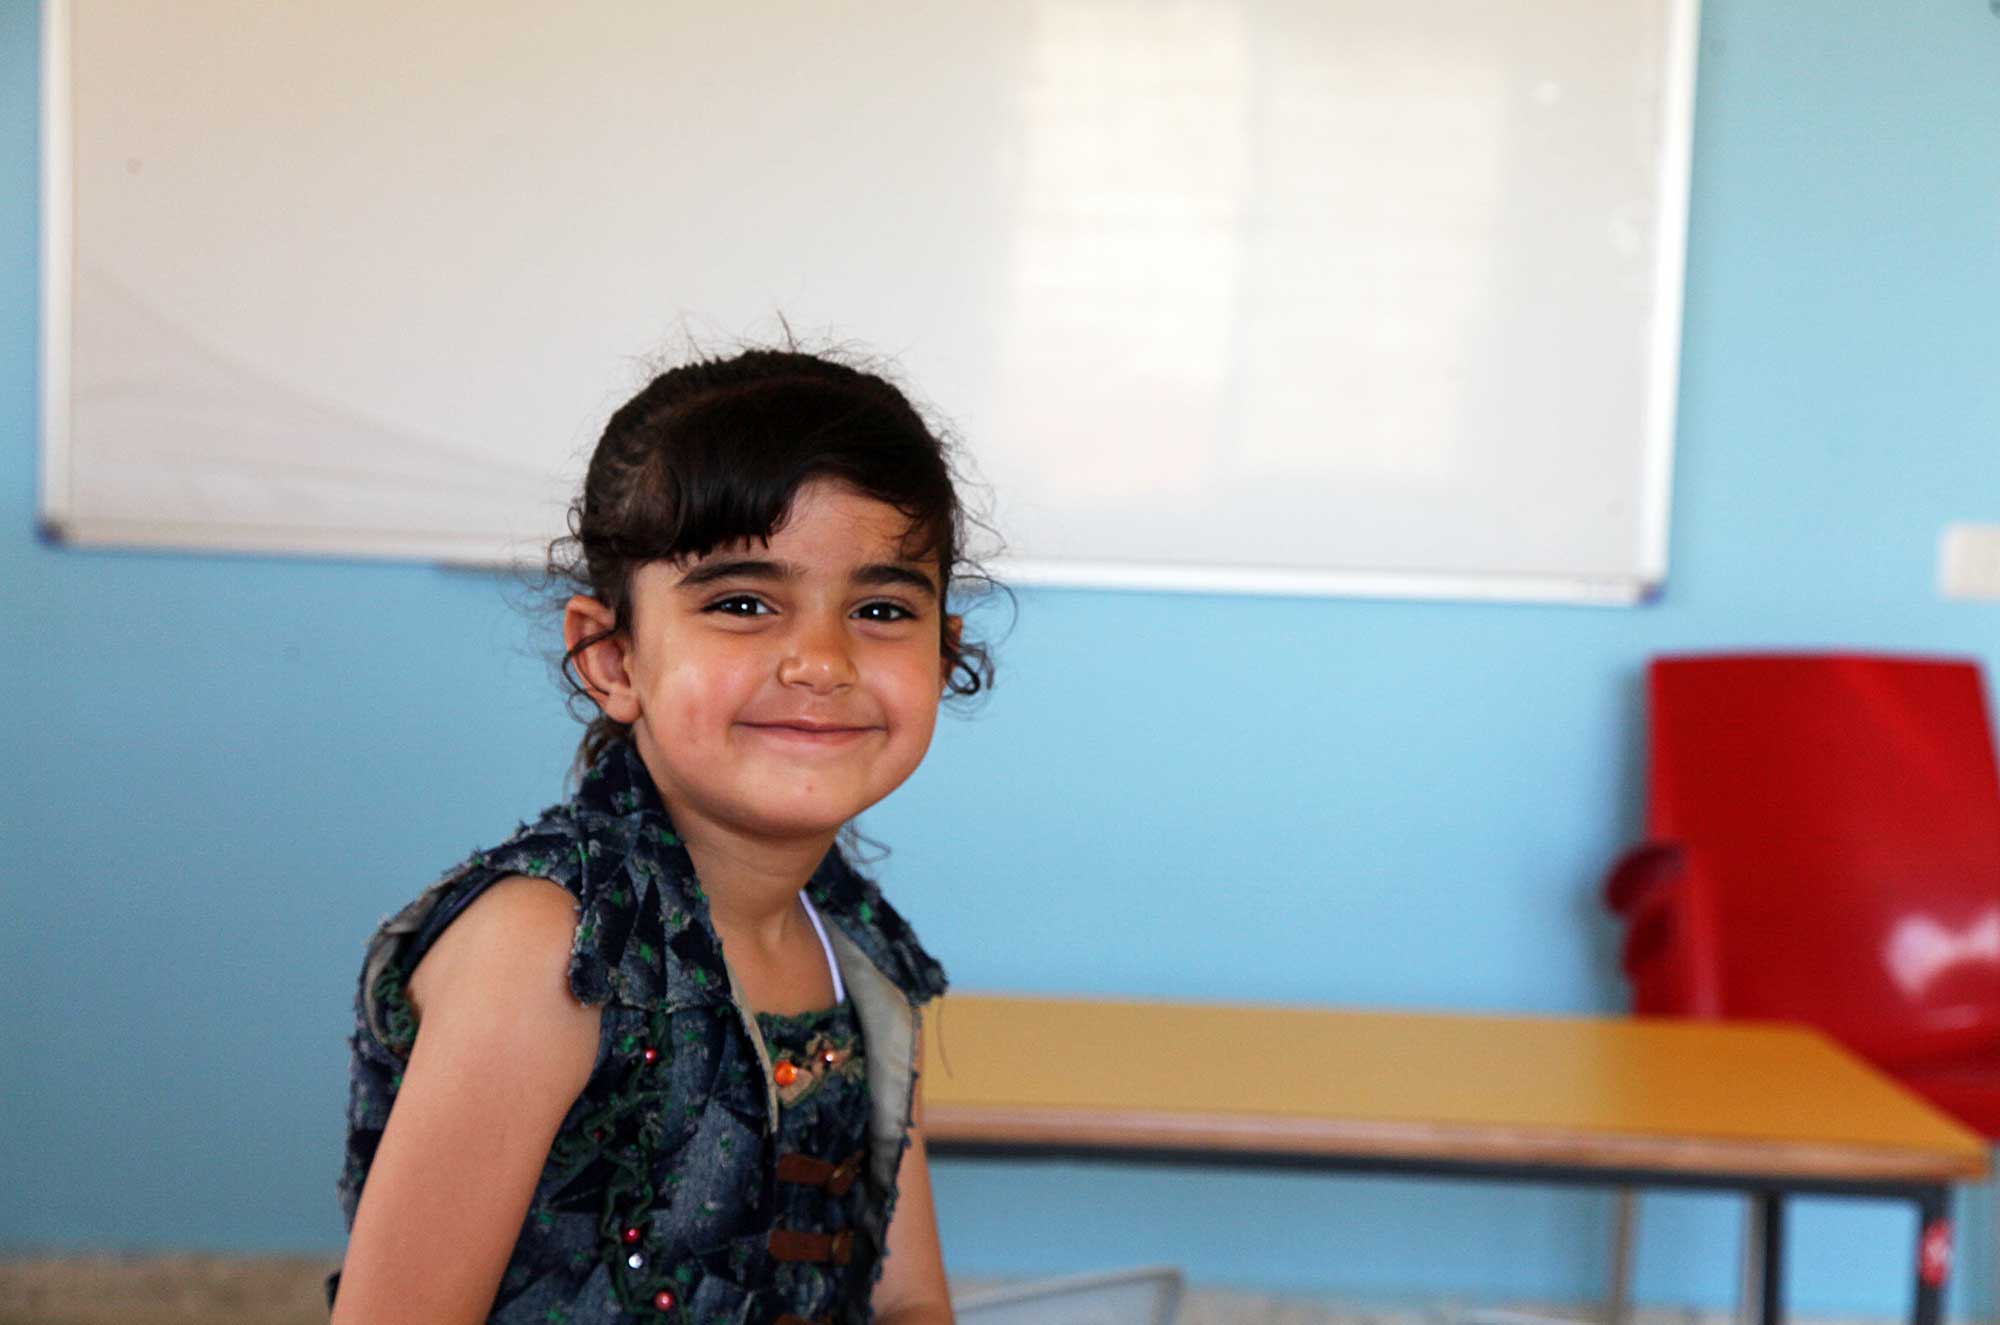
[920,995,1989,1325]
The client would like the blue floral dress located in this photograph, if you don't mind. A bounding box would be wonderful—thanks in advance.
[330,739,947,1325]
[751,1002,873,1321]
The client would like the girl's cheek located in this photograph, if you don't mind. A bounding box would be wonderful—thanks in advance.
[697,663,773,723]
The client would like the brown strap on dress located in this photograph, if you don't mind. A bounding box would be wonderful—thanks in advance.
[775,1153,834,1185]
[766,1227,855,1265]
[775,1149,865,1196]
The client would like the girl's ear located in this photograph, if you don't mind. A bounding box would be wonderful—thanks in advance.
[564,595,643,724]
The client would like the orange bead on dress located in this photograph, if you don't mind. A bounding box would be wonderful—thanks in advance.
[773,1059,799,1087]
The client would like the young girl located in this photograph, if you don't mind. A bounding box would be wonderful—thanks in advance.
[329,349,989,1325]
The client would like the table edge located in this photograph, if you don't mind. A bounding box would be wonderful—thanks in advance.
[924,1103,1992,1184]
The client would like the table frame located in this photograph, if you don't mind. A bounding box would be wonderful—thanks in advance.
[932,1127,1955,1324]
[922,995,1979,1323]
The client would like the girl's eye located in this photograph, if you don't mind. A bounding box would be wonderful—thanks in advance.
[704,594,773,617]
[854,601,917,623]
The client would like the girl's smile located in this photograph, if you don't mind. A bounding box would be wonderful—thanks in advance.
[738,721,879,746]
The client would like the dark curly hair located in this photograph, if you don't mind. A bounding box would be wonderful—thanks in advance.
[549,347,996,772]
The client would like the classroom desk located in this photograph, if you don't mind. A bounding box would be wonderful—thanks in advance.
[919,995,1989,1325]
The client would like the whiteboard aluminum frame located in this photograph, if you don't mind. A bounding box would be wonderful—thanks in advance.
[993,558,1657,606]
[36,0,1699,608]
[38,0,71,534]
[1635,0,1700,608]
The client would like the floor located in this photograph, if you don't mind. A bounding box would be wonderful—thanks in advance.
[0,1255,1671,1325]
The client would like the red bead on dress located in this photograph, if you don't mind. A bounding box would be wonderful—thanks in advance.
[642,1046,660,1065]
[622,1226,642,1244]
[653,1289,677,1311]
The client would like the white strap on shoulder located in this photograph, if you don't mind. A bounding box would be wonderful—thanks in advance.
[798,892,846,1004]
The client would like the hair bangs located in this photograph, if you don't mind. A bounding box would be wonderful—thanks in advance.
[643,381,956,577]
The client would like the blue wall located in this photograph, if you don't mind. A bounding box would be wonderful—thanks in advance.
[6,1,2000,1315]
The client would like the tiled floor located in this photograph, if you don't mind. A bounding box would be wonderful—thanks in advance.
[0,1256,333,1325]
[0,1257,1658,1325]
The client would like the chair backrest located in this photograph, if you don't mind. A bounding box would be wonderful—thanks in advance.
[1646,653,2000,1064]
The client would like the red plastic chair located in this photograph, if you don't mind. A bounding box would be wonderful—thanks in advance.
[1602,654,2000,1320]
[1605,653,2000,1127]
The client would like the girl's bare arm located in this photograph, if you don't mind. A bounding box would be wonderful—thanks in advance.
[870,1043,955,1325]
[331,877,601,1325]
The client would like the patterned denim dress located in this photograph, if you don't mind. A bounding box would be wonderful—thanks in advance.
[330,740,947,1325]
[752,1003,872,1320]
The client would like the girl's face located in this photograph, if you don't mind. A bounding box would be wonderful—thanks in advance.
[569,479,954,847]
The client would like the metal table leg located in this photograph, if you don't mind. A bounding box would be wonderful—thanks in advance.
[1911,1185,1952,1325]
[1740,1192,1784,1325]
[1751,1192,1785,1325]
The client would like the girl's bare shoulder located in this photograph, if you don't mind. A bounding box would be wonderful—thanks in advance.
[406,875,591,1029]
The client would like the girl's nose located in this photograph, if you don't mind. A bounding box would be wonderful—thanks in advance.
[778,619,858,693]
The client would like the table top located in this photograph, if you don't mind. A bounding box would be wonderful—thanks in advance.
[918,994,1990,1184]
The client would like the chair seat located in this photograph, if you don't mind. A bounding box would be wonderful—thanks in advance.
[1893,1050,2000,1140]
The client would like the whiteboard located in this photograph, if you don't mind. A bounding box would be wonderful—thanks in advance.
[42,0,1697,604]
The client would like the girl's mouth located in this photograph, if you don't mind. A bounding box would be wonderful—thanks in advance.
[739,721,877,746]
